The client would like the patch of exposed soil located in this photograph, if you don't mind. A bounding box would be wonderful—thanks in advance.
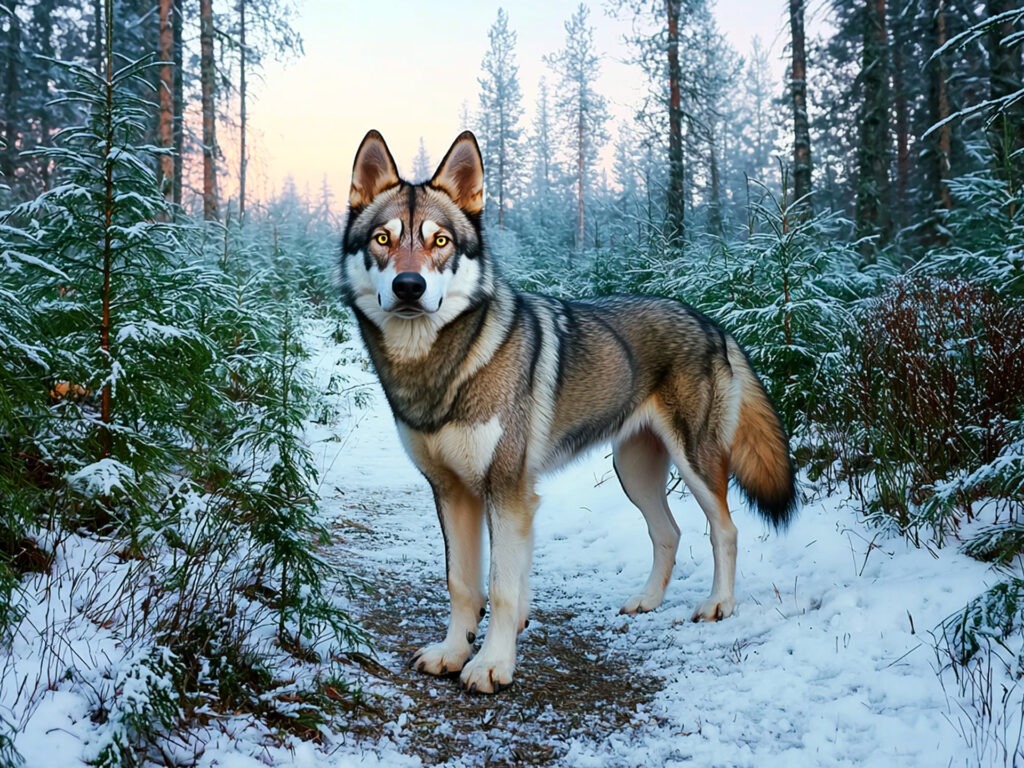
[329,509,663,767]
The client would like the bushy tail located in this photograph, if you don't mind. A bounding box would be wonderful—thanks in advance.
[728,342,798,529]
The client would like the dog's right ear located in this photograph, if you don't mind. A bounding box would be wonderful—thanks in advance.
[349,130,401,209]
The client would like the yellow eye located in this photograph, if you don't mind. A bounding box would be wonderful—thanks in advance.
[374,232,390,246]
[435,235,449,248]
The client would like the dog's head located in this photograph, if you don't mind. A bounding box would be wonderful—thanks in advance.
[341,131,491,343]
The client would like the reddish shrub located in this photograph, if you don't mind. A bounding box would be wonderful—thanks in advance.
[847,276,1024,531]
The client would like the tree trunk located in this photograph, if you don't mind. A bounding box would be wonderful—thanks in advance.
[200,0,219,221]
[32,0,56,191]
[172,0,184,207]
[986,0,1024,205]
[158,0,175,207]
[891,5,910,233]
[707,128,723,239]
[855,0,892,260]
[933,1,952,212]
[575,110,584,259]
[238,0,248,220]
[789,0,813,212]
[929,0,953,224]
[1,0,21,182]
[93,0,103,74]
[665,0,685,244]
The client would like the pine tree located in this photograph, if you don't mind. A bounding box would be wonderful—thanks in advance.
[688,11,742,237]
[604,123,664,264]
[615,0,752,244]
[743,36,780,186]
[986,0,1024,197]
[613,0,683,245]
[477,8,524,229]
[223,0,303,218]
[157,0,177,208]
[518,77,572,263]
[0,0,25,185]
[665,0,685,244]
[545,2,608,255]
[238,0,249,219]
[890,1,912,233]
[171,0,184,206]
[411,136,432,182]
[0,0,85,198]
[814,0,985,243]
[926,0,954,226]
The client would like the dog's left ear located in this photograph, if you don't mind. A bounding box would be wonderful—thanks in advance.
[430,132,484,216]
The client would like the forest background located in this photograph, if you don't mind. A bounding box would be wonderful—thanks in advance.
[1,0,1023,765]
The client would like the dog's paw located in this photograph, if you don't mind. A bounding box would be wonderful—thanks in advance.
[619,591,664,615]
[691,595,736,622]
[459,652,515,694]
[410,641,472,677]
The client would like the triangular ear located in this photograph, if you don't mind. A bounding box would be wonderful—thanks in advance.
[430,131,484,216]
[349,130,401,209]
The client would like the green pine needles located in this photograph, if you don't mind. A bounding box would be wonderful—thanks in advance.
[0,46,364,768]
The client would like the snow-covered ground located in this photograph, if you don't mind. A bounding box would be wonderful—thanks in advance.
[302,331,1001,767]
[6,326,1012,767]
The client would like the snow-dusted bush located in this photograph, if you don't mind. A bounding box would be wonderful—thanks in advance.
[82,647,181,768]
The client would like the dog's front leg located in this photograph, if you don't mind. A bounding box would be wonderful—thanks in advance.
[411,478,485,676]
[460,490,537,694]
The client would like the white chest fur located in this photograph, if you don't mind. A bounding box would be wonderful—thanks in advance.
[399,416,504,489]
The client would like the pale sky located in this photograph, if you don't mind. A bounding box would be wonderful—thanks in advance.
[242,0,791,208]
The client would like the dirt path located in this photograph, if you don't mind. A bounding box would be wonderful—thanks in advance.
[324,488,663,767]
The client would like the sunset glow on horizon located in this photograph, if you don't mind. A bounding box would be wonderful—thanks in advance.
[243,0,790,211]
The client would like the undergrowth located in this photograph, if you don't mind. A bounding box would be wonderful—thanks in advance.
[836,275,1024,545]
[0,35,365,767]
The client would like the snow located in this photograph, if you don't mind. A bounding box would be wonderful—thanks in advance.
[65,456,136,497]
[115,320,190,345]
[5,322,1011,766]
[301,329,997,766]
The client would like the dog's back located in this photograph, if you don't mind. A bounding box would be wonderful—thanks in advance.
[522,294,796,528]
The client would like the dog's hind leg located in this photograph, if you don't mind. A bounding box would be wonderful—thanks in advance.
[614,428,680,615]
[674,452,738,622]
[411,476,485,677]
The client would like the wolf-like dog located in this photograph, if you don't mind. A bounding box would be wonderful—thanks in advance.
[341,130,797,694]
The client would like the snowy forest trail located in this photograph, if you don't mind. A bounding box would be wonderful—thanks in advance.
[325,490,657,766]
[309,331,996,768]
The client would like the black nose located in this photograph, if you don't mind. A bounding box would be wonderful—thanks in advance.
[392,272,427,303]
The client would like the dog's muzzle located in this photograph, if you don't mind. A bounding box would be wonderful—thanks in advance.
[389,272,428,316]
